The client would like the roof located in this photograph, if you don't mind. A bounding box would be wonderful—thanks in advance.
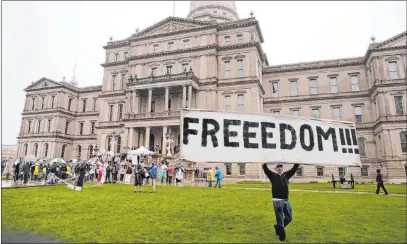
[24,77,102,93]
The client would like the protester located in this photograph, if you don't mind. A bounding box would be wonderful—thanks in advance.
[376,169,388,195]
[207,167,214,187]
[214,166,223,188]
[167,166,174,185]
[105,165,111,183]
[149,163,157,193]
[119,165,125,183]
[13,160,21,182]
[33,163,39,180]
[175,167,184,186]
[125,164,132,184]
[76,162,87,188]
[262,162,299,242]
[160,163,167,185]
[22,161,31,185]
[134,163,144,193]
[98,165,103,185]
[112,163,118,184]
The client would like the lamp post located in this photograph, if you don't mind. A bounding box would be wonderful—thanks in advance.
[165,128,175,156]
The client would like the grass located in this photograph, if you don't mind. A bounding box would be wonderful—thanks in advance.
[2,184,406,243]
[225,182,407,195]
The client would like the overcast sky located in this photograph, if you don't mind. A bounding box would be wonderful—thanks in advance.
[2,1,406,145]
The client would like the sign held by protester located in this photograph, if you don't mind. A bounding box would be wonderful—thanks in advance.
[180,109,361,167]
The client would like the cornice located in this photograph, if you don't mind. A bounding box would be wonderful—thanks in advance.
[101,60,128,68]
[218,78,265,95]
[263,91,369,105]
[363,45,407,63]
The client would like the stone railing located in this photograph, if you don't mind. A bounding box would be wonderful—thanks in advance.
[127,71,199,85]
[125,110,181,120]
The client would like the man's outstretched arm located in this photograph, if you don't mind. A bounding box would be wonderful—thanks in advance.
[262,163,275,181]
[285,164,300,179]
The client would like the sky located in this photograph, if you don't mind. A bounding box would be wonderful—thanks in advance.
[1,1,406,145]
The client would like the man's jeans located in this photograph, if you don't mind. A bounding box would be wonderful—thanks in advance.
[273,199,292,228]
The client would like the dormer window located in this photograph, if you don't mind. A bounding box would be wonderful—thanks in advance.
[236,34,243,43]
[183,39,190,48]
[168,42,174,51]
[115,53,119,61]
[225,36,231,45]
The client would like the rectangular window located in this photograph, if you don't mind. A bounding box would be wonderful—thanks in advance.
[182,63,189,72]
[292,110,299,117]
[151,67,157,76]
[168,42,174,51]
[183,39,190,48]
[115,53,119,61]
[330,77,338,93]
[91,122,95,134]
[354,106,363,123]
[28,121,31,133]
[317,167,324,177]
[51,96,55,108]
[225,96,231,111]
[296,167,303,176]
[166,66,172,74]
[68,98,73,111]
[272,110,280,115]
[225,61,231,79]
[48,119,51,132]
[120,74,125,89]
[312,108,320,119]
[112,75,116,90]
[225,36,231,45]
[400,132,407,153]
[272,82,279,97]
[79,123,84,135]
[151,101,155,113]
[332,107,341,121]
[238,163,246,176]
[237,95,244,113]
[124,52,128,59]
[225,163,232,176]
[351,76,360,92]
[119,104,123,120]
[388,62,398,80]
[290,80,298,96]
[93,99,97,111]
[65,121,69,135]
[361,166,369,177]
[153,44,159,53]
[237,59,244,78]
[310,79,317,95]
[338,167,346,178]
[168,99,172,112]
[394,96,404,115]
[31,97,35,110]
[109,105,113,121]
[82,99,87,112]
[236,34,243,43]
[41,97,45,109]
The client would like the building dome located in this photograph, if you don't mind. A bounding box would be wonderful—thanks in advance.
[187,1,239,23]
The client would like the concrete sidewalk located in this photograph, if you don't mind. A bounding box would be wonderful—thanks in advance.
[1,228,62,243]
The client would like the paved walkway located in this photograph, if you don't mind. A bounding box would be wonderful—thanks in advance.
[1,228,61,243]
[223,186,406,197]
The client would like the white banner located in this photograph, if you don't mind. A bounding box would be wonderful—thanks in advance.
[180,109,361,167]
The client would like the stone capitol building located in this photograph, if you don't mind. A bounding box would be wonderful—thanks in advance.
[16,1,406,183]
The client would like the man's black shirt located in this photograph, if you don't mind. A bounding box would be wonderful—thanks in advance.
[262,163,299,200]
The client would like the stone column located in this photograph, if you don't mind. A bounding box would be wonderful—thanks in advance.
[128,128,134,148]
[377,92,386,116]
[182,85,187,108]
[132,89,136,114]
[147,88,152,114]
[165,87,169,112]
[188,85,192,108]
[162,126,167,154]
[145,127,150,149]
[124,128,129,146]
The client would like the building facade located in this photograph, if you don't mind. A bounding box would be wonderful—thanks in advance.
[16,1,407,182]
[2,145,17,162]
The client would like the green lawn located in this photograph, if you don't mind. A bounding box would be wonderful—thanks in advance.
[2,184,406,243]
[224,182,407,195]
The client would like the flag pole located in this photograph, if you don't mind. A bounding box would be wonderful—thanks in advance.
[173,1,175,17]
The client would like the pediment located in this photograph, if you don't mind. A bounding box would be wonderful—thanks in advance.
[376,32,406,49]
[133,17,212,38]
[24,77,61,91]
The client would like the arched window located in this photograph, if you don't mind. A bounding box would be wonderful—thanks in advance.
[88,145,93,158]
[23,144,28,156]
[116,136,121,153]
[44,143,48,157]
[77,145,82,158]
[107,136,112,152]
[400,131,407,153]
[357,137,366,156]
[61,144,67,158]
[33,143,38,157]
